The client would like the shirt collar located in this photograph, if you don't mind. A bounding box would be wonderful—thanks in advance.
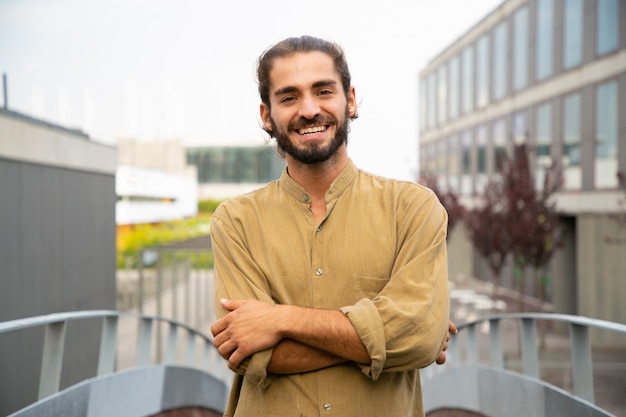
[279,159,358,204]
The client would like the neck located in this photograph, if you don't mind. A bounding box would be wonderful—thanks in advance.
[285,145,348,202]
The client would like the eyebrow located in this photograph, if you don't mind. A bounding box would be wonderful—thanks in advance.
[273,79,338,97]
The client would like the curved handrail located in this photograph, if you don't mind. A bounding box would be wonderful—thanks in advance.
[457,312,626,334]
[424,312,626,415]
[0,310,231,404]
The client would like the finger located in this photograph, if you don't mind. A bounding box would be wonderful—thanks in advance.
[449,320,458,335]
[217,340,237,361]
[220,298,247,311]
[210,318,227,337]
[228,350,245,370]
[436,351,446,365]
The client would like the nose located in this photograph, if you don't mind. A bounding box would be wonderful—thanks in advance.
[298,94,321,120]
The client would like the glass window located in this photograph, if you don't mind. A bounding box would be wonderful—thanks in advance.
[492,119,507,172]
[476,126,488,193]
[493,21,508,100]
[427,72,437,128]
[462,45,474,114]
[595,81,618,188]
[536,0,554,81]
[513,6,529,91]
[535,102,552,189]
[476,34,490,108]
[597,0,619,56]
[449,55,460,120]
[461,130,473,195]
[563,0,583,69]
[448,135,460,192]
[437,64,448,125]
[563,93,581,190]
[436,138,447,190]
[513,110,528,144]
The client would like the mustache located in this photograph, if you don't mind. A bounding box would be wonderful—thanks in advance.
[288,115,337,131]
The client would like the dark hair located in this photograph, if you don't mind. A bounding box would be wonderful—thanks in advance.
[257,36,353,109]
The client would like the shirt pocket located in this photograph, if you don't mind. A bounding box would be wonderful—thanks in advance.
[353,275,390,301]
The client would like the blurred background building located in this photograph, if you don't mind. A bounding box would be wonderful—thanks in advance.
[418,0,626,340]
[187,145,284,200]
[0,106,117,411]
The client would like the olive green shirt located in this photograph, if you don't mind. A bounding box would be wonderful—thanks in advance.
[211,160,450,417]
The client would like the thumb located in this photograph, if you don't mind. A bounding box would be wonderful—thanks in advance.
[220,298,244,311]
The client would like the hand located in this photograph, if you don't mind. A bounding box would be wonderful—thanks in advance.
[210,298,284,370]
[435,320,458,365]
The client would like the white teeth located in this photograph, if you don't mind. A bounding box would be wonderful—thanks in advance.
[298,126,327,135]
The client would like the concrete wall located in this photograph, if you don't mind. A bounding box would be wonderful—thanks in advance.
[577,214,626,346]
[0,109,117,415]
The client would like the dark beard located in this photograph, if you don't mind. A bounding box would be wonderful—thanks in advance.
[271,110,349,164]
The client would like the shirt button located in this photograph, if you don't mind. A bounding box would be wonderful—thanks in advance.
[303,194,310,202]
[324,403,332,411]
[316,225,322,232]
[315,268,323,276]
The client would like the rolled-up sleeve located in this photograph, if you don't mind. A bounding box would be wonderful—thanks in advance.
[341,189,450,379]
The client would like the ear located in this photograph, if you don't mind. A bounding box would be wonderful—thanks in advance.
[347,86,357,118]
[260,103,272,133]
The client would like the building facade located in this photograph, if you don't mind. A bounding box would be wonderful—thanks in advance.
[418,0,626,340]
[187,146,285,199]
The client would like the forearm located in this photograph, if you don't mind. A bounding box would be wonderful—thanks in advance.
[267,338,346,374]
[276,305,370,364]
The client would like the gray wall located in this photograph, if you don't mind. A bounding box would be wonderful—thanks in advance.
[0,109,117,415]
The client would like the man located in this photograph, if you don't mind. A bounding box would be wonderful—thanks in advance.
[210,35,452,417]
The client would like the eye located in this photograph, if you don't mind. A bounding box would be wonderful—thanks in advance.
[318,89,333,96]
[280,96,296,103]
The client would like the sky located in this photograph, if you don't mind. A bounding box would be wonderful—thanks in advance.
[0,0,503,181]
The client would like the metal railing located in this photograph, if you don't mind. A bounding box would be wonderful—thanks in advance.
[422,312,626,417]
[0,310,231,411]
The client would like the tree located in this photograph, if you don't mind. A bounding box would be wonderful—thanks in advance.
[502,143,565,305]
[463,179,511,291]
[462,143,565,304]
[419,172,465,236]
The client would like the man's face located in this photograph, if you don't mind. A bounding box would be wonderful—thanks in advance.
[261,51,356,164]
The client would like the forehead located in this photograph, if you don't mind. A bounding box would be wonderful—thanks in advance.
[268,51,340,93]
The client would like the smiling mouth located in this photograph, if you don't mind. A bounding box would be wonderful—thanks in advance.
[297,125,328,135]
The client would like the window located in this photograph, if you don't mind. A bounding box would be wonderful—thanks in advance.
[535,102,552,189]
[493,21,508,100]
[595,81,618,188]
[476,34,490,108]
[536,0,554,81]
[513,6,529,91]
[563,93,581,190]
[436,138,447,190]
[513,110,528,144]
[449,55,460,120]
[492,119,507,173]
[476,126,488,193]
[563,0,583,69]
[437,64,448,125]
[448,135,460,192]
[427,72,437,128]
[462,45,474,114]
[597,0,619,56]
[461,130,473,195]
